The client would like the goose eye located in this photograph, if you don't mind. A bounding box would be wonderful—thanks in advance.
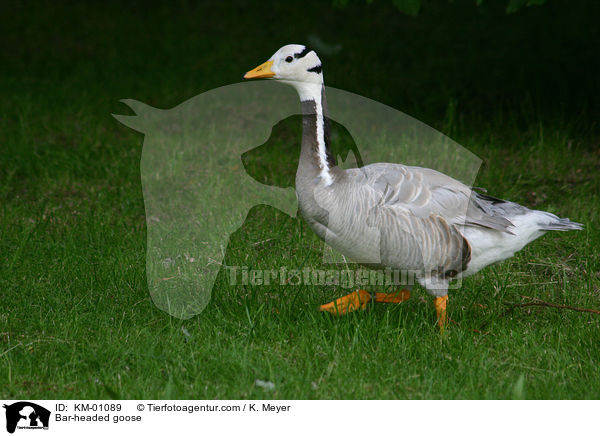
[285,56,293,63]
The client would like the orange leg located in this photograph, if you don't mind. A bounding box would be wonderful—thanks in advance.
[374,290,411,304]
[319,289,411,315]
[434,295,448,332]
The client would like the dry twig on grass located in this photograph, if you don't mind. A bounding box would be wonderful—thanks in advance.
[502,295,600,316]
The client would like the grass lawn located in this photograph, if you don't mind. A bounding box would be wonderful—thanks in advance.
[1,0,599,399]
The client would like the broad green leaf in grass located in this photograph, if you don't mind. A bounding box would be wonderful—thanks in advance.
[506,0,547,14]
[392,0,421,15]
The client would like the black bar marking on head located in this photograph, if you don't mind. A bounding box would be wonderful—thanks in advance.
[294,47,311,58]
[307,64,322,74]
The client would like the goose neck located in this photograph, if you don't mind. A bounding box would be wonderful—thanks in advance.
[296,83,336,186]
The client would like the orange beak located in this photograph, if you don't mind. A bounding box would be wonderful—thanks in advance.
[243,60,275,79]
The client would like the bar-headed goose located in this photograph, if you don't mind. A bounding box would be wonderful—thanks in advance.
[244,44,583,330]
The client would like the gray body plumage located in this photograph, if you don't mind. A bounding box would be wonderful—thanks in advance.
[295,85,582,298]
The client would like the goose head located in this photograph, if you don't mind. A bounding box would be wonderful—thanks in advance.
[244,44,323,100]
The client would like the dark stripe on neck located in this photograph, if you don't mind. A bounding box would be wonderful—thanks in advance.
[307,64,322,74]
[295,47,311,58]
[320,86,335,168]
[300,89,335,169]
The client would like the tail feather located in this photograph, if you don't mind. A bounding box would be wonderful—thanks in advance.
[536,211,584,231]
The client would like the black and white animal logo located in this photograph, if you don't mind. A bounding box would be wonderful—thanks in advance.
[3,402,50,434]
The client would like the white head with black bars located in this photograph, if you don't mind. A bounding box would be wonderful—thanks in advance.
[244,44,323,101]
[244,44,332,185]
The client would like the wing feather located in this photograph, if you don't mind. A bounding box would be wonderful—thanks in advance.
[351,163,517,233]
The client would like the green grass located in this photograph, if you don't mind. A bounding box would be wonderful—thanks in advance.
[1,0,599,399]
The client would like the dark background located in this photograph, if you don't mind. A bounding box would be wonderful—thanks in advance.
[2,0,599,129]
